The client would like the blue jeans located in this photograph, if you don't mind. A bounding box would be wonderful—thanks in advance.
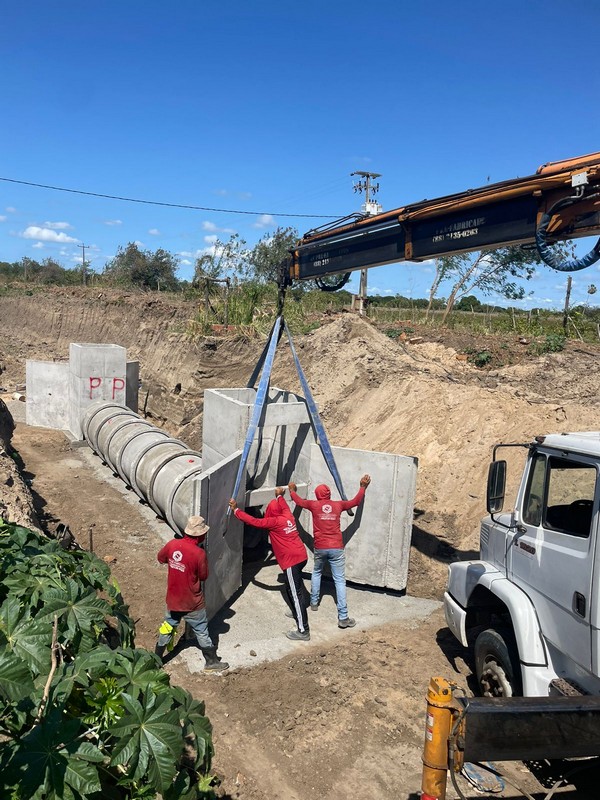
[311,548,348,619]
[158,607,213,650]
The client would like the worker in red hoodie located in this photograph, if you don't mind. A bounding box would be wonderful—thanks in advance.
[156,515,229,671]
[228,488,310,641]
[288,475,371,628]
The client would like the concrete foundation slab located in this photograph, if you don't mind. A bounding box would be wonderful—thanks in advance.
[172,560,441,671]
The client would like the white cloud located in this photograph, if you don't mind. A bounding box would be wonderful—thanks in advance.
[5,207,16,213]
[148,228,160,235]
[201,220,236,235]
[215,189,228,196]
[0,215,6,222]
[21,226,78,243]
[104,219,123,226]
[253,214,275,229]
[134,240,143,247]
[180,259,192,266]
[178,250,194,258]
[204,235,218,245]
[384,288,393,295]
[32,242,44,249]
[44,221,72,230]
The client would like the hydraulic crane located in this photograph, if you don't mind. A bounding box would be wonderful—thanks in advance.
[280,151,600,294]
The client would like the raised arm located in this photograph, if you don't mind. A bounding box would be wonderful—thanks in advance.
[339,474,371,510]
[288,482,311,509]
[229,498,273,529]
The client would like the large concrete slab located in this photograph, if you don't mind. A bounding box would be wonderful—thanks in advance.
[26,361,70,430]
[307,444,418,591]
[202,387,315,491]
[192,451,245,620]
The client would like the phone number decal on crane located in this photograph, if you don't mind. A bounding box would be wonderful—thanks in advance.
[432,216,486,244]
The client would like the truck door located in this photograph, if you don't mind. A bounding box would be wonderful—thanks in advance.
[509,450,597,676]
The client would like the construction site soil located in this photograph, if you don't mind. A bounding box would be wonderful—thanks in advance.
[2,286,599,799]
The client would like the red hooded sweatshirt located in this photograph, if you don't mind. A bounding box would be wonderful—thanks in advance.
[234,495,307,570]
[290,484,365,550]
[157,535,208,612]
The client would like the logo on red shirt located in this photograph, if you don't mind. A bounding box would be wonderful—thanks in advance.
[322,504,332,514]
[172,550,183,562]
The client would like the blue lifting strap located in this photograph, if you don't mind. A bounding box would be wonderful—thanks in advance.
[227,315,283,517]
[283,320,352,513]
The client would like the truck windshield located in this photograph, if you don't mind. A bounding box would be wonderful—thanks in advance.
[523,454,597,538]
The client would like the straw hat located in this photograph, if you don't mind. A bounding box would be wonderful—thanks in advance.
[184,516,209,537]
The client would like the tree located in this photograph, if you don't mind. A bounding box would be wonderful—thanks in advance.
[243,227,298,283]
[193,233,247,288]
[38,258,67,284]
[103,243,179,290]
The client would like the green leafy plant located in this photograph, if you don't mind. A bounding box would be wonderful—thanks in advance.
[469,350,493,368]
[529,333,566,355]
[0,521,215,799]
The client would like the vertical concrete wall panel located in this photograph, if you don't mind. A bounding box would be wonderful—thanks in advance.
[192,451,244,620]
[307,444,417,591]
[25,361,70,430]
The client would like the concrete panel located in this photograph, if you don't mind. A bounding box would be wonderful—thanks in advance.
[202,387,316,497]
[307,444,417,591]
[26,361,70,430]
[126,361,139,413]
[192,451,244,620]
[70,343,126,378]
[68,344,127,439]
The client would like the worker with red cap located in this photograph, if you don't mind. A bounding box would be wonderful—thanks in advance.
[288,474,371,628]
[229,488,310,641]
[156,515,229,671]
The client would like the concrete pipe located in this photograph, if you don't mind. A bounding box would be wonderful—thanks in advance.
[81,401,203,535]
[82,402,140,454]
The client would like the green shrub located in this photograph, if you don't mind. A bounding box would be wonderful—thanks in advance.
[0,521,215,799]
[470,350,493,367]
[529,333,566,355]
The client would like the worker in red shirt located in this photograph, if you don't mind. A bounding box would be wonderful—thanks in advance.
[288,474,371,628]
[156,515,229,671]
[228,488,310,641]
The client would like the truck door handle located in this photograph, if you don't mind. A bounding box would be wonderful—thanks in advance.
[573,592,586,617]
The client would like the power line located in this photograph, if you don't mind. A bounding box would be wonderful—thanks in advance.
[0,176,339,219]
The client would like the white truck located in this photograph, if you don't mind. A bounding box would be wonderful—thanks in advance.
[444,431,600,699]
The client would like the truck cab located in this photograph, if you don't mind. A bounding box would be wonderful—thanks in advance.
[444,432,600,698]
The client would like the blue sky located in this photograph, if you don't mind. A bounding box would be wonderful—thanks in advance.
[1,0,599,309]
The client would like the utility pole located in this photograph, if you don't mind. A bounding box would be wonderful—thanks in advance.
[78,243,89,286]
[351,171,382,315]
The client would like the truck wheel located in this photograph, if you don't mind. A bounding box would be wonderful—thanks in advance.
[474,628,522,698]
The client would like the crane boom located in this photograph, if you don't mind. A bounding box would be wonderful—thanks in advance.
[285,151,600,286]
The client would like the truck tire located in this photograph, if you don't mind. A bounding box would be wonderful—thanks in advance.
[474,628,522,698]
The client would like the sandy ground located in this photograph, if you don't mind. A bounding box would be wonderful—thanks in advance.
[3,290,600,797]
[7,416,598,799]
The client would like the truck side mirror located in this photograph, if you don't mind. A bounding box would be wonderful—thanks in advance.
[487,460,506,514]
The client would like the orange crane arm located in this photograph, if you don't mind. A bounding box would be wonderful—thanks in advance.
[285,152,600,286]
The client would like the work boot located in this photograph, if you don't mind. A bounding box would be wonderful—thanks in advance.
[286,629,310,641]
[285,609,295,618]
[310,603,319,611]
[338,617,356,628]
[201,647,229,671]
[154,643,166,662]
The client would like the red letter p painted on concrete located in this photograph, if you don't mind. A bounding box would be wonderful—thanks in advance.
[112,377,125,399]
[89,377,102,398]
